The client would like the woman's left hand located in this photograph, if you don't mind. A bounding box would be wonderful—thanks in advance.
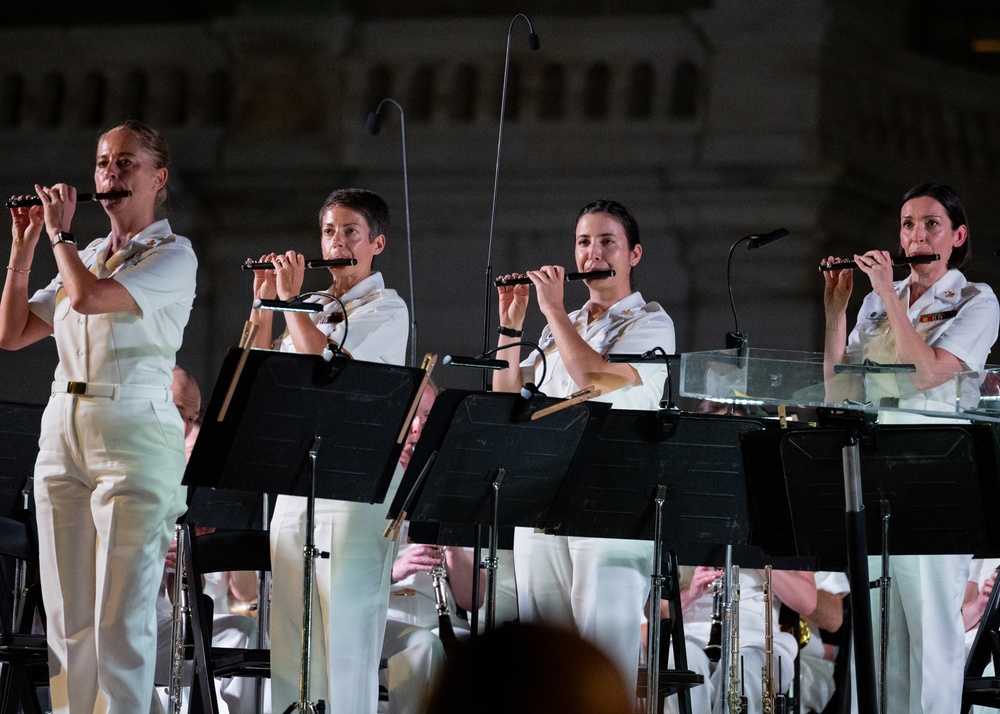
[34,183,77,239]
[272,251,305,301]
[528,264,565,319]
[853,249,895,298]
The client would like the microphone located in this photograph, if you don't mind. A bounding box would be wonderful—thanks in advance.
[606,350,665,363]
[726,228,789,352]
[481,13,541,388]
[252,297,324,313]
[6,189,133,209]
[367,97,417,367]
[442,354,509,370]
[746,228,789,250]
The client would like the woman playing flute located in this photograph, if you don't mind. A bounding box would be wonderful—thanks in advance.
[492,199,674,690]
[823,182,999,714]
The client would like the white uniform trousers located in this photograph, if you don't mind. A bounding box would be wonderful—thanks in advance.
[35,395,186,714]
[380,620,445,714]
[513,529,652,691]
[269,466,402,714]
[851,553,970,714]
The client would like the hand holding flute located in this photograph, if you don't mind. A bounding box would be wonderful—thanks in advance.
[819,253,939,271]
[5,189,133,209]
[493,268,615,286]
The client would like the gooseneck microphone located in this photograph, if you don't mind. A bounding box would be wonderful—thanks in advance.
[482,13,541,388]
[6,189,132,209]
[726,228,789,351]
[367,97,417,367]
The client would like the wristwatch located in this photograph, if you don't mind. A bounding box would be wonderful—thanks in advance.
[51,231,76,246]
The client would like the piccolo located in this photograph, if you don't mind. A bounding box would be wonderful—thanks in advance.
[819,253,939,271]
[241,258,358,270]
[494,269,615,286]
[5,189,133,209]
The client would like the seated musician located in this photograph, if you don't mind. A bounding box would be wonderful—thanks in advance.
[663,566,816,714]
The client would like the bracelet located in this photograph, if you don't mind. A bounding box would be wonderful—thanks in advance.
[497,325,523,338]
[6,266,30,274]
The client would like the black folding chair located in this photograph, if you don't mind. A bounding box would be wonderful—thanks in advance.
[182,523,270,714]
[0,510,47,714]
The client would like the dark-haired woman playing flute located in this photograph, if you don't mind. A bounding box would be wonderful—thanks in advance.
[493,199,674,691]
[823,183,999,714]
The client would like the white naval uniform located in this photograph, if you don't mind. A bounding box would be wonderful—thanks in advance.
[797,571,850,714]
[27,220,196,714]
[668,568,800,714]
[513,291,675,690]
[846,269,999,714]
[267,271,408,714]
[968,559,1000,714]
[381,523,518,714]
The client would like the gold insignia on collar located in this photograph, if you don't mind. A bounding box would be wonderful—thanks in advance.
[944,290,955,298]
[145,239,156,246]
[621,309,632,316]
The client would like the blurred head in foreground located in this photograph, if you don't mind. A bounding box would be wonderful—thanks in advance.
[423,622,636,714]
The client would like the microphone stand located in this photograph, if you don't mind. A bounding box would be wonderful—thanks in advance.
[367,98,417,367]
[482,13,540,390]
[724,228,789,370]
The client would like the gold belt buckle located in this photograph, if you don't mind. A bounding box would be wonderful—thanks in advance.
[67,381,87,395]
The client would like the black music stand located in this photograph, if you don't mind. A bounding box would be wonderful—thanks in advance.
[0,401,44,630]
[546,410,775,714]
[185,348,424,713]
[0,402,43,516]
[387,389,610,633]
[742,421,1000,714]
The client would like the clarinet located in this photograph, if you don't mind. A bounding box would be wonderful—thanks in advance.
[704,574,724,663]
[430,547,460,657]
[726,565,747,714]
[168,524,189,714]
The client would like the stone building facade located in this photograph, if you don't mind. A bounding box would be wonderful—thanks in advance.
[2,1,1000,402]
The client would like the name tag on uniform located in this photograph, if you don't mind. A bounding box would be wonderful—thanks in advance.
[918,310,958,323]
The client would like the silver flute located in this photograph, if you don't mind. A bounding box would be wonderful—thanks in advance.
[725,565,747,714]
[168,524,189,714]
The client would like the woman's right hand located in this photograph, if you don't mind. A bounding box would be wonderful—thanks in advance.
[9,198,44,251]
[497,273,530,331]
[822,255,853,319]
[252,253,278,300]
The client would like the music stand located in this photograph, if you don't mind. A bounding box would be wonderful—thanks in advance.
[0,402,43,516]
[742,421,1000,714]
[545,410,774,714]
[185,348,424,713]
[387,389,610,633]
[0,401,43,629]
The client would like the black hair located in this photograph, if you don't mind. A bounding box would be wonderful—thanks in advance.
[576,199,641,290]
[318,188,389,241]
[899,182,970,271]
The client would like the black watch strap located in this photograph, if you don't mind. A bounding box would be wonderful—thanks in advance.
[497,325,523,338]
[51,231,76,246]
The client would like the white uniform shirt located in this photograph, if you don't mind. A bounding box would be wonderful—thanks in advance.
[275,271,407,364]
[519,291,675,408]
[28,219,197,389]
[846,269,999,412]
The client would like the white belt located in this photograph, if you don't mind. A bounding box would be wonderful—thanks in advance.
[51,381,171,402]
